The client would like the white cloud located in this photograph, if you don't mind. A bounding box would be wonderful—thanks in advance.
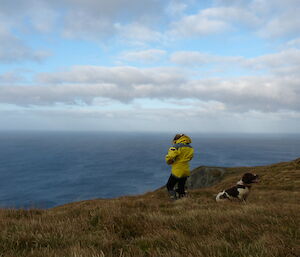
[1,102,300,133]
[62,0,169,40]
[116,23,165,45]
[244,48,300,75]
[36,66,186,86]
[170,12,229,37]
[0,71,23,84]
[170,48,300,79]
[170,51,212,66]
[166,0,188,17]
[169,1,300,40]
[169,5,262,37]
[119,49,166,63]
[259,12,300,38]
[201,7,260,27]
[184,76,300,112]
[287,38,300,48]
[0,0,169,45]
[170,51,244,67]
[0,63,298,113]
[1,0,299,45]
[0,0,59,33]
[1,0,300,133]
[249,0,300,38]
[0,27,50,63]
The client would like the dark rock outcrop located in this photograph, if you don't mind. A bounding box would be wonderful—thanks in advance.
[186,166,226,189]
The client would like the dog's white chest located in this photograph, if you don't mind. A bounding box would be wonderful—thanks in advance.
[237,187,249,199]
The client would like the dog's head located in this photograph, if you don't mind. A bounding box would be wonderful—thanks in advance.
[242,173,259,184]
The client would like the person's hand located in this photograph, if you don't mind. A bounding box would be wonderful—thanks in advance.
[167,159,175,165]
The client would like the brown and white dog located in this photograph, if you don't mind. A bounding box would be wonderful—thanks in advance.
[216,173,259,202]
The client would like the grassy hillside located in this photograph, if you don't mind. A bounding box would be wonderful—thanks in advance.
[0,159,299,257]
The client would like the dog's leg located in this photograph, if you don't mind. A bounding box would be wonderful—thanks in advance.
[216,191,229,202]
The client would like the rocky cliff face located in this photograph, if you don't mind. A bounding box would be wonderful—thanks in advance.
[186,166,226,189]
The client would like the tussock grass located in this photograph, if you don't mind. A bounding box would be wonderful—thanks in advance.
[0,159,299,257]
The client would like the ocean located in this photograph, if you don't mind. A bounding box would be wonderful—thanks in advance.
[0,131,299,209]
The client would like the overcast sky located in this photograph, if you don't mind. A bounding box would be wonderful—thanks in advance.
[1,0,300,133]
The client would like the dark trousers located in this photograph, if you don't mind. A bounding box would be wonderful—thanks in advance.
[166,174,187,195]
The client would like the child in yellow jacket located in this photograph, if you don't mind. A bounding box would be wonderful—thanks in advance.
[165,134,194,199]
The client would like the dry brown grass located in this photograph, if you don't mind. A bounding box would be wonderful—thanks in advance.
[0,158,299,257]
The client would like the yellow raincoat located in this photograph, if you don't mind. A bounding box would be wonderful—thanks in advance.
[165,135,194,178]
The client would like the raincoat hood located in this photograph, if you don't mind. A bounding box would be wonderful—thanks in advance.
[173,135,192,145]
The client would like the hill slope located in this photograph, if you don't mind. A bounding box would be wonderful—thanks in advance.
[0,159,299,257]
